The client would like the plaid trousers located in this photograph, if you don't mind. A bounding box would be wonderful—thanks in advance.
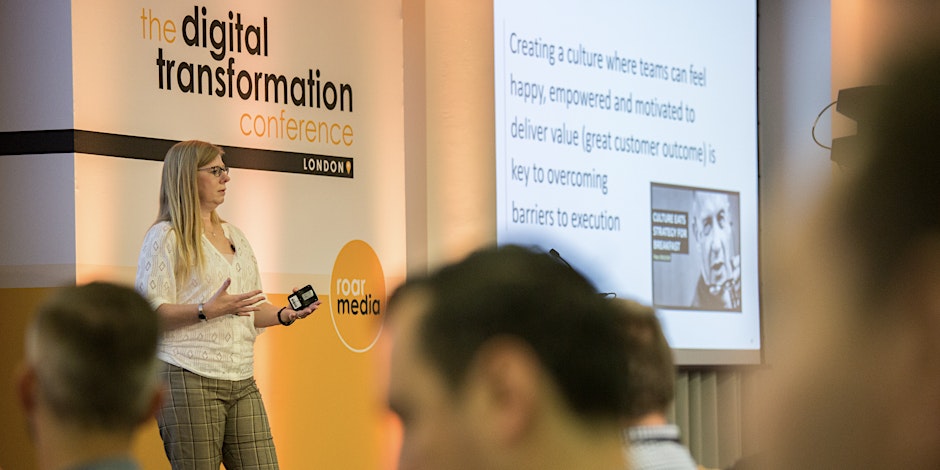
[156,362,279,470]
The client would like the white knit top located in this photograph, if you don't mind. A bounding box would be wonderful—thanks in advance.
[136,221,265,380]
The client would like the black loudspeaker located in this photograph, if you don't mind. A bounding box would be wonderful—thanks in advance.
[830,85,886,167]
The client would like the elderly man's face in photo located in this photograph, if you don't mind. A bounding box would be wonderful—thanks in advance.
[692,192,735,289]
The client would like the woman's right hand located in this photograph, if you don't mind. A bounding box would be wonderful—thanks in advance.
[204,278,263,319]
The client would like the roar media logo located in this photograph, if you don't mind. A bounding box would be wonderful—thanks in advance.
[329,240,385,353]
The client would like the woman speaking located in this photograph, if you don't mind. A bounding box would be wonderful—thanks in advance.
[135,140,319,469]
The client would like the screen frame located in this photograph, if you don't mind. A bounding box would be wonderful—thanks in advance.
[491,0,763,366]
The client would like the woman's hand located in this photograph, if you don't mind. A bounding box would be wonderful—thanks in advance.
[254,294,321,328]
[283,285,322,323]
[205,278,263,319]
[293,300,321,320]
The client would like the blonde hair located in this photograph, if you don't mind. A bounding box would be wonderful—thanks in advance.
[156,140,224,281]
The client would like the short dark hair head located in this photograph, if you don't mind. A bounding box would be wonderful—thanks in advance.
[391,244,632,420]
[615,299,675,420]
[25,281,160,430]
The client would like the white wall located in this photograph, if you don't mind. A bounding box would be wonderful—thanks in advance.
[0,1,76,288]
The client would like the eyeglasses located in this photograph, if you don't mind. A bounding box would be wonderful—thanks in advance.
[198,166,230,178]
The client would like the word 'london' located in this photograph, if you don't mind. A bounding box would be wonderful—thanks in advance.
[147,6,353,112]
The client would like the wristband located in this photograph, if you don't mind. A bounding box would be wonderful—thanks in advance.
[198,303,208,322]
[277,306,294,326]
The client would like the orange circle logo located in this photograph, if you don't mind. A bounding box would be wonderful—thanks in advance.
[330,240,386,353]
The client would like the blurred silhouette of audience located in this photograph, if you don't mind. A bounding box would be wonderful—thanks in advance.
[386,245,633,470]
[616,298,697,470]
[15,282,162,470]
[757,46,940,469]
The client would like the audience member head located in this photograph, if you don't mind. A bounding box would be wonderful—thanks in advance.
[615,299,675,425]
[386,244,631,470]
[759,46,940,469]
[17,282,162,468]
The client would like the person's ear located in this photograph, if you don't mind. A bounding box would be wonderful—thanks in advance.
[15,362,38,414]
[470,336,541,445]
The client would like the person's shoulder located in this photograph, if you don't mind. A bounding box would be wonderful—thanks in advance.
[148,221,173,234]
[143,221,176,243]
[149,220,171,230]
[221,222,248,239]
